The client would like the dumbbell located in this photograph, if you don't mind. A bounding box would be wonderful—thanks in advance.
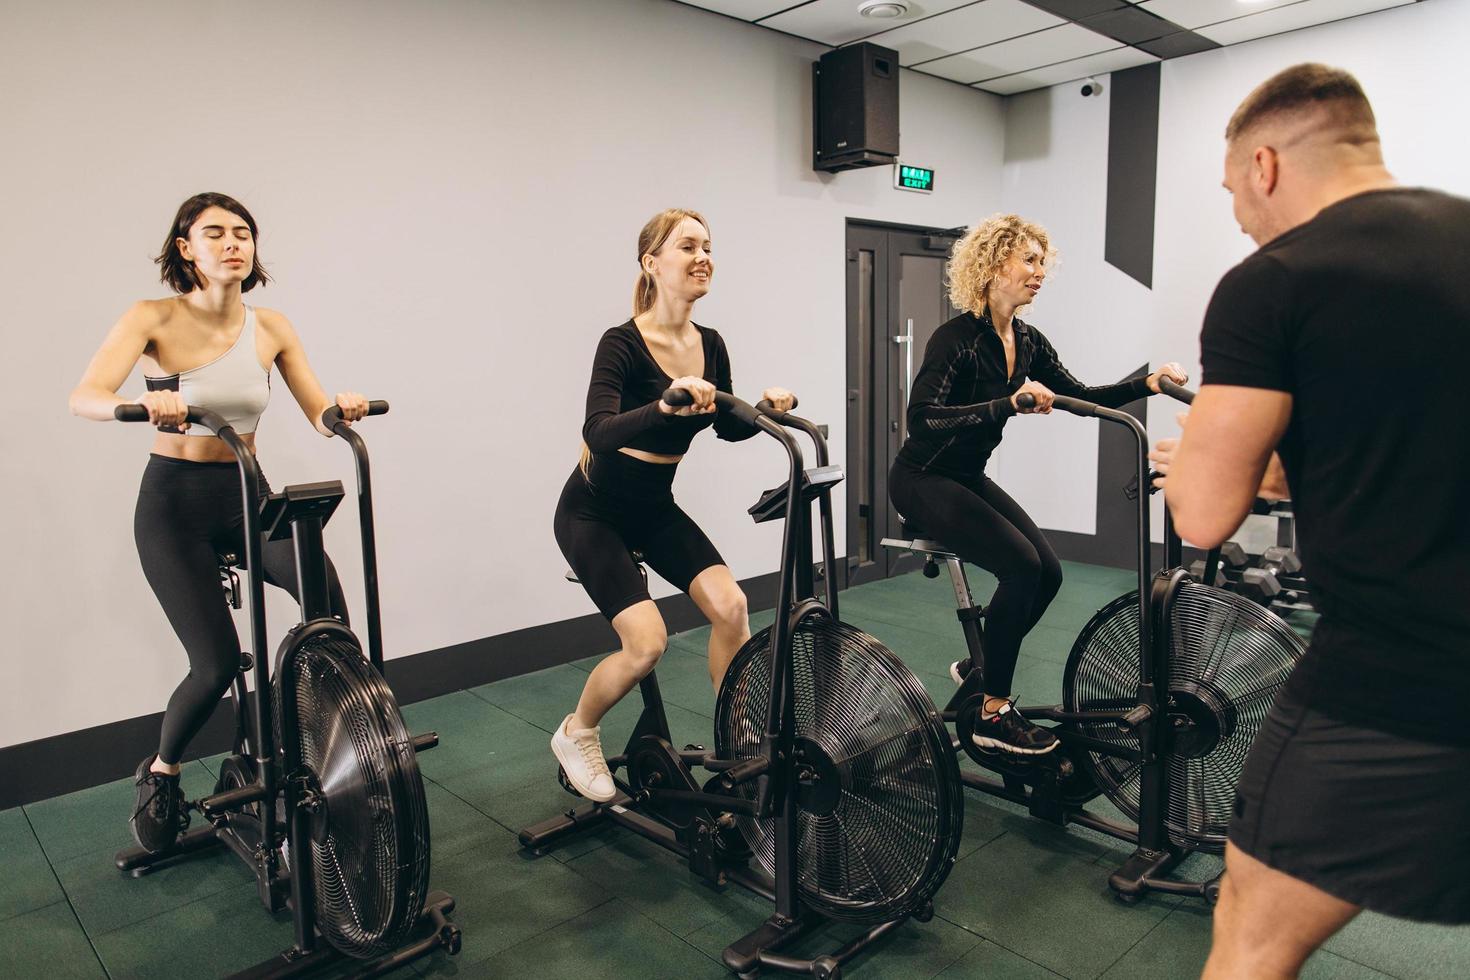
[1189,541,1248,585]
[1233,566,1283,605]
[1259,546,1302,579]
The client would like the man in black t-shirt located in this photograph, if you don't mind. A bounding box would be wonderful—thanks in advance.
[1157,64,1470,978]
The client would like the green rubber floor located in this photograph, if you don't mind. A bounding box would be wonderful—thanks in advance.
[4,563,1466,978]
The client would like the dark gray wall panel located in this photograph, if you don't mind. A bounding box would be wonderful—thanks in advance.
[1104,62,1161,288]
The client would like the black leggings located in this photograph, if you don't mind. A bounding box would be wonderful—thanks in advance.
[135,455,347,765]
[889,456,1062,696]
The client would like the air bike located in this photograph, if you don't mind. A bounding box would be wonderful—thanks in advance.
[112,402,461,978]
[520,390,964,979]
[883,381,1306,904]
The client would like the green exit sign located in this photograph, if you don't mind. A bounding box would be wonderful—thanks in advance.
[894,163,935,193]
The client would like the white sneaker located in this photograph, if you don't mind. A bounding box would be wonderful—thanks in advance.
[551,714,616,802]
[949,660,970,685]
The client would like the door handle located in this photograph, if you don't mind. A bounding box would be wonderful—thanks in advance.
[893,319,914,441]
[893,319,914,406]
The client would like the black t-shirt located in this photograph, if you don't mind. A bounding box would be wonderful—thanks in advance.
[580,320,758,458]
[897,310,1151,482]
[1200,187,1470,745]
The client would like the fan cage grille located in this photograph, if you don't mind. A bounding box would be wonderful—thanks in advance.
[289,632,431,959]
[714,614,962,923]
[1064,583,1306,852]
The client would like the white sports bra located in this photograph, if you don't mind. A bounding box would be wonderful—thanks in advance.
[144,306,271,436]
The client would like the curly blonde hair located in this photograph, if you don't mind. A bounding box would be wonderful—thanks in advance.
[946,214,1055,316]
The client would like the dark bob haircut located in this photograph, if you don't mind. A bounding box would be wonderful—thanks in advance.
[154,192,271,294]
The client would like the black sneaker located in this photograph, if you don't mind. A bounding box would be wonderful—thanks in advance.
[130,755,190,854]
[971,699,1060,756]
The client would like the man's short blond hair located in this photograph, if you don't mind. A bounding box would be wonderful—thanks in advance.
[1226,63,1377,146]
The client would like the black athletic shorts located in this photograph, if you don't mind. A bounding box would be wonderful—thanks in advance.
[553,453,724,621]
[1229,675,1470,923]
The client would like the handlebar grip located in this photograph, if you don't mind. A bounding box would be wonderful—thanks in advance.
[1158,378,1196,405]
[662,388,766,429]
[114,404,223,431]
[1052,394,1101,417]
[1015,393,1103,416]
[320,400,390,431]
[755,395,800,414]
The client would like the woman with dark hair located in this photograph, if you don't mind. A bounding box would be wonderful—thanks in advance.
[550,208,795,802]
[68,192,369,853]
[890,213,1186,756]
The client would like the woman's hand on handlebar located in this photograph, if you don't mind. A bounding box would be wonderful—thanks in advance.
[134,390,189,432]
[315,391,369,436]
[659,376,716,415]
[335,391,369,424]
[1146,362,1188,394]
[1011,381,1055,414]
[761,387,796,413]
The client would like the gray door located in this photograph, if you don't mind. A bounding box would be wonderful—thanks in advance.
[846,223,959,585]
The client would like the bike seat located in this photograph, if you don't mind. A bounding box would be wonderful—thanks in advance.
[215,552,244,569]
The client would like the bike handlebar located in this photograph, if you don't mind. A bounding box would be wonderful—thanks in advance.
[321,400,389,432]
[661,388,765,429]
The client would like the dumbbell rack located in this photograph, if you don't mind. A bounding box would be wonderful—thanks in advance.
[1191,538,1310,614]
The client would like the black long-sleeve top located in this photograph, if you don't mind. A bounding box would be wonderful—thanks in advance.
[896,310,1151,482]
[581,320,760,458]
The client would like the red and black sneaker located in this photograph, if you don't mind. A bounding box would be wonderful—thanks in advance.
[971,699,1060,756]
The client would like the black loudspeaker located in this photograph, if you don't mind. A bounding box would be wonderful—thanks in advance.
[813,43,900,173]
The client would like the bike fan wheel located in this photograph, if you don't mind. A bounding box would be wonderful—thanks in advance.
[714,611,963,924]
[1063,584,1306,852]
[285,631,431,959]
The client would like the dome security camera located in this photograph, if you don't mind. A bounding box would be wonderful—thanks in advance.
[1080,77,1104,97]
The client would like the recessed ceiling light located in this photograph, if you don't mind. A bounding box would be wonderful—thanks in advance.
[859,0,909,19]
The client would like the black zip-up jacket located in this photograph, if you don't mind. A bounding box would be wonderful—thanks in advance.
[896,310,1151,482]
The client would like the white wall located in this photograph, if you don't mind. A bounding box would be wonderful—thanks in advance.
[0,0,1006,748]
[991,0,1470,550]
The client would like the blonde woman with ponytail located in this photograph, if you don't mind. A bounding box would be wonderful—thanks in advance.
[549,209,796,802]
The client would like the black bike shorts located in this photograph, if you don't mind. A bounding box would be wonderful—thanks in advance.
[553,453,724,621]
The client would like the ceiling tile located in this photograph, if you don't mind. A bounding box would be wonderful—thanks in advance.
[1137,0,1298,31]
[972,42,1156,93]
[1081,4,1176,43]
[921,22,1117,82]
[761,0,977,47]
[870,0,1064,67]
[675,0,803,22]
[1137,29,1221,58]
[1022,0,1128,17]
[1196,0,1415,46]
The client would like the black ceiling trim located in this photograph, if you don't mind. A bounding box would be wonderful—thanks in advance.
[1024,0,1126,18]
[1020,0,1220,61]
[1137,31,1221,59]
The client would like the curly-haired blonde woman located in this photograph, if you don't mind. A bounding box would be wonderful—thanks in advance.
[890,213,1185,755]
